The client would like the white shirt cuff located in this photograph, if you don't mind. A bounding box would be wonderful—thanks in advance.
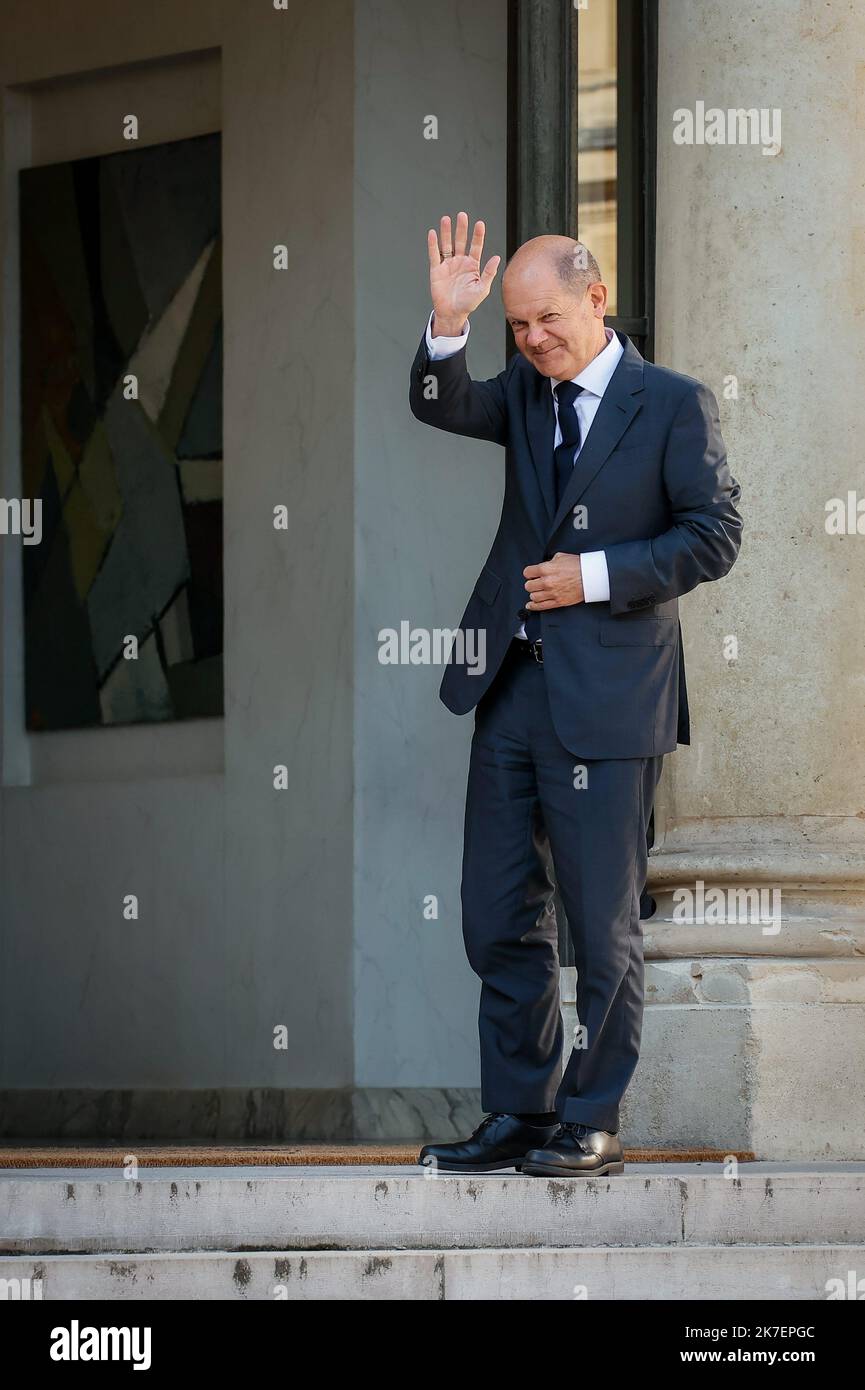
[580,550,610,603]
[425,309,470,359]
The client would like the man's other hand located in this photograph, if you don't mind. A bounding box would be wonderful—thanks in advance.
[524,553,585,610]
[428,212,501,336]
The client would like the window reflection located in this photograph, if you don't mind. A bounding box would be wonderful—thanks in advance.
[577,0,617,315]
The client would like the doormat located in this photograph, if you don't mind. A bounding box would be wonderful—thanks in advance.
[0,1144,756,1169]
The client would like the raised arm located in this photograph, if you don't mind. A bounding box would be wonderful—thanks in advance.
[409,212,514,446]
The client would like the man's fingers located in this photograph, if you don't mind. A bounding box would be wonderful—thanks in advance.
[439,214,453,257]
[526,597,560,611]
[429,214,495,276]
[454,210,469,256]
[481,254,501,287]
[523,562,553,578]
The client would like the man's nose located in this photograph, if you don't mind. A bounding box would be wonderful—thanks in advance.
[526,328,546,348]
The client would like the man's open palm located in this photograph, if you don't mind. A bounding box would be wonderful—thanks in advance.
[428,212,501,334]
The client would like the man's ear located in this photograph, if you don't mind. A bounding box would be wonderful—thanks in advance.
[588,282,608,317]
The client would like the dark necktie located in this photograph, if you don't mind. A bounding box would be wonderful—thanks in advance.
[553,381,584,508]
[524,381,584,642]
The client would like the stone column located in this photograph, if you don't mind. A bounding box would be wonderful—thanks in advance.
[619,0,865,1158]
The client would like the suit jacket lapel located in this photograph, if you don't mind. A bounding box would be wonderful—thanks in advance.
[547,334,645,539]
[524,370,557,533]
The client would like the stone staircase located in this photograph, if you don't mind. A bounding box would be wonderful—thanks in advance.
[2,1162,864,1299]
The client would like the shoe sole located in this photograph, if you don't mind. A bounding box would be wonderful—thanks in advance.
[521,1160,625,1178]
[418,1157,525,1173]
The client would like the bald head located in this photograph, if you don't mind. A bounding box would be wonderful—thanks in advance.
[502,235,602,296]
[501,235,608,380]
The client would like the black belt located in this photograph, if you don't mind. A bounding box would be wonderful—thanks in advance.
[511,636,544,664]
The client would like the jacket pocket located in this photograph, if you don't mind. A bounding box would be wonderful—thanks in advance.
[474,564,502,606]
[598,615,676,646]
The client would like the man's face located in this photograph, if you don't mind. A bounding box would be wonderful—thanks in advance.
[503,270,608,380]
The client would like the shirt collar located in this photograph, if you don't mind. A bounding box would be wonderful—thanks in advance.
[550,327,624,400]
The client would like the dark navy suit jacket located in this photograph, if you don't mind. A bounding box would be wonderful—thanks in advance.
[409,328,742,759]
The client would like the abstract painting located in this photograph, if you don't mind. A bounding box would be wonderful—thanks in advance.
[19,131,223,730]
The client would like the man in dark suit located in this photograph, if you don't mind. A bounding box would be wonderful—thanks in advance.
[410,213,742,1176]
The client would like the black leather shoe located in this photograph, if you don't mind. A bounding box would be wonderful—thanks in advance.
[418,1113,559,1173]
[522,1122,624,1177]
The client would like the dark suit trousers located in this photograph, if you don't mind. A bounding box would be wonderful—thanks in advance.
[461,642,664,1133]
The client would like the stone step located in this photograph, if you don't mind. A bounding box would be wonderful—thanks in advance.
[2,1244,863,1301]
[2,1163,864,1255]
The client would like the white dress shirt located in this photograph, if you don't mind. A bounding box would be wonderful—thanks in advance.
[425,313,621,632]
